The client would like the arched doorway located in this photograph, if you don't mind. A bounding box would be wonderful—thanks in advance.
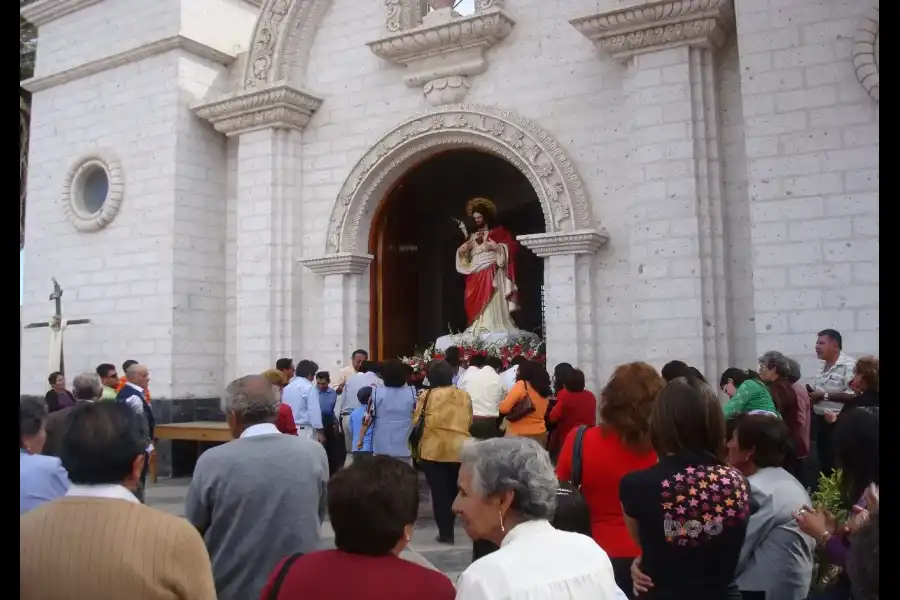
[369,149,545,360]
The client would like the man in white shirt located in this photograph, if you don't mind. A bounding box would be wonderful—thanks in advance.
[282,360,324,443]
[463,355,505,440]
[810,329,856,478]
[333,349,368,396]
[115,363,154,503]
[500,356,527,394]
[457,354,485,392]
[335,361,381,457]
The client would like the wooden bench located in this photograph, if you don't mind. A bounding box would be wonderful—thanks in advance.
[150,421,233,483]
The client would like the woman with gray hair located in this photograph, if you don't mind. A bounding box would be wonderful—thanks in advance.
[452,437,626,599]
[758,351,803,477]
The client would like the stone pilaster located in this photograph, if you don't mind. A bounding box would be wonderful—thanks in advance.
[194,84,323,376]
[572,0,733,379]
[299,254,373,371]
[518,231,608,393]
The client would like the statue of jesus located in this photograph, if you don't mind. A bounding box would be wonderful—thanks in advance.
[454,198,520,334]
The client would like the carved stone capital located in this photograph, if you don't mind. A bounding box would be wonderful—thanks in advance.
[300,253,373,276]
[517,230,609,258]
[193,83,323,136]
[20,0,102,27]
[367,7,515,105]
[570,0,734,60]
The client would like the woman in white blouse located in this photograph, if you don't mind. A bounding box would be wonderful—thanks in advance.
[452,437,627,600]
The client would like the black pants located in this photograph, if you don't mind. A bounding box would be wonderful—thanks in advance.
[813,414,836,483]
[470,417,502,440]
[420,460,460,541]
[135,450,149,503]
[472,539,499,562]
[321,414,345,476]
[609,557,636,599]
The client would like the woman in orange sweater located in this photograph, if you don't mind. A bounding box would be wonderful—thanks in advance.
[499,360,551,448]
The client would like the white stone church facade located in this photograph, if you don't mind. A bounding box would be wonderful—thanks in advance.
[21,0,879,401]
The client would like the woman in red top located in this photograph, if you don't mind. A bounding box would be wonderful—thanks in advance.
[262,369,298,436]
[260,455,455,600]
[547,368,597,460]
[556,361,664,599]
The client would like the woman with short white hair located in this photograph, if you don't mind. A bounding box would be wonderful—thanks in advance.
[452,437,626,600]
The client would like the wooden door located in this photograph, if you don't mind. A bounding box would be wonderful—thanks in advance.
[372,186,419,360]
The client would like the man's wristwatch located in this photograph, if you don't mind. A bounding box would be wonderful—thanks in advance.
[816,531,832,548]
[823,392,830,403]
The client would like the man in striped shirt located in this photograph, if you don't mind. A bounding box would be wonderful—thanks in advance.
[810,329,856,478]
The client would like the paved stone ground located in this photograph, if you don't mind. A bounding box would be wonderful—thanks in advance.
[145,476,472,583]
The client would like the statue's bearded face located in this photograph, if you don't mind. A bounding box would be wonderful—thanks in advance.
[473,212,485,228]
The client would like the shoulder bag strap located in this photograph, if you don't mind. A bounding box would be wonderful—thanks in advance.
[420,389,432,418]
[571,425,588,489]
[266,552,304,600]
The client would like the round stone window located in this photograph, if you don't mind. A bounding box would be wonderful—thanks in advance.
[62,152,124,232]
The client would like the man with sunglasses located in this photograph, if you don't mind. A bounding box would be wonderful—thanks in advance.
[96,363,119,401]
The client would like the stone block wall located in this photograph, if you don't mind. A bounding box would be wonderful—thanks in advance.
[734,0,879,377]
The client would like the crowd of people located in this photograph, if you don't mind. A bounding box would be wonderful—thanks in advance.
[20,329,878,600]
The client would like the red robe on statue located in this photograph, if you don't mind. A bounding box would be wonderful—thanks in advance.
[459,226,520,326]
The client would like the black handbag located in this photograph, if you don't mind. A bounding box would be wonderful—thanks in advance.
[505,381,537,422]
[408,389,432,459]
[552,425,592,536]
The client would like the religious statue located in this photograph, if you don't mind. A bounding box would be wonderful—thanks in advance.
[454,198,520,334]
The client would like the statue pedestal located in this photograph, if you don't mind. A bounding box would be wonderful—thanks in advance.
[434,330,541,352]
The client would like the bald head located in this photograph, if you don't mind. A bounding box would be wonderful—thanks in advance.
[222,375,278,425]
[125,364,150,389]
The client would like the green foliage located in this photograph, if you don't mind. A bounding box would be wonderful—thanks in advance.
[809,469,847,592]
[811,469,848,525]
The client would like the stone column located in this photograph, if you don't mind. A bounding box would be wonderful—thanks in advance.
[572,0,734,380]
[194,84,323,376]
[519,231,608,393]
[299,254,373,370]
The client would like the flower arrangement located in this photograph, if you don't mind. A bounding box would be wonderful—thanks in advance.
[400,334,546,377]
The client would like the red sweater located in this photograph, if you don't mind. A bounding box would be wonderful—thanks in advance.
[547,389,597,457]
[260,549,455,600]
[557,426,657,558]
[275,404,298,436]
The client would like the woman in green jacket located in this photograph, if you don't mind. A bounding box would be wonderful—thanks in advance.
[719,368,779,418]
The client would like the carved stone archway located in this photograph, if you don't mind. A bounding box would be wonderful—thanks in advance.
[243,0,334,90]
[303,104,608,389]
[324,104,597,255]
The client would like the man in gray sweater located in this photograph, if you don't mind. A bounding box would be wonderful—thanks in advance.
[185,375,329,600]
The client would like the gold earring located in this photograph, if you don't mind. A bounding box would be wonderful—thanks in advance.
[499,510,506,533]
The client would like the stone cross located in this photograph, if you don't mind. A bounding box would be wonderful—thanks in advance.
[24,278,91,376]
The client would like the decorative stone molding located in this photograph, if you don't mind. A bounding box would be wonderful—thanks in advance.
[193,83,323,136]
[517,230,609,258]
[367,7,515,104]
[20,0,102,27]
[570,0,734,60]
[21,35,234,93]
[385,0,429,33]
[299,253,373,276]
[61,150,124,233]
[243,0,332,89]
[326,104,596,254]
[853,5,879,102]
[475,0,504,9]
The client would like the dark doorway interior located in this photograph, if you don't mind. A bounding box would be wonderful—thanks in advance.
[370,149,545,360]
